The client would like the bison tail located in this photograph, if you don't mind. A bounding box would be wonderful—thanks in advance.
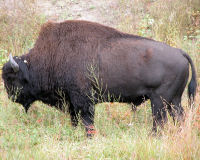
[181,51,197,102]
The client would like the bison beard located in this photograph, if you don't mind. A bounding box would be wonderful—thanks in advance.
[2,20,197,137]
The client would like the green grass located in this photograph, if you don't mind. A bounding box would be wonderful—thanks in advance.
[0,0,200,159]
[0,88,200,159]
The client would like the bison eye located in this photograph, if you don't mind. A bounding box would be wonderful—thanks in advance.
[22,78,29,84]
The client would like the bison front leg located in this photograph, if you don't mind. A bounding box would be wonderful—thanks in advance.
[69,91,96,137]
[80,104,96,138]
[69,103,79,127]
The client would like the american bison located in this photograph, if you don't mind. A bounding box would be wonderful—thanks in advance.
[2,20,197,137]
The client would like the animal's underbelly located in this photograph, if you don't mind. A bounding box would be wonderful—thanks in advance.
[101,83,149,104]
[102,90,149,105]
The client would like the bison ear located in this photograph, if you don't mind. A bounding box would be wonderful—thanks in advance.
[18,59,29,82]
[22,68,30,83]
[19,61,30,83]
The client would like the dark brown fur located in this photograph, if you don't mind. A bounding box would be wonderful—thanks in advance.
[2,20,197,137]
[143,48,153,62]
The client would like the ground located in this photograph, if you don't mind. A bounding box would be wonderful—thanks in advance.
[38,0,119,26]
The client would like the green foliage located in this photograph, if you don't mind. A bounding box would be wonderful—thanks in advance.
[148,0,199,47]
[0,49,8,72]
[87,63,122,104]
[137,14,154,37]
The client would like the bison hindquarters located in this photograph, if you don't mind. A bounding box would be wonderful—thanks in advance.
[149,62,189,134]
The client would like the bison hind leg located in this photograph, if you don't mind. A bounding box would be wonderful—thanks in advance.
[149,93,168,134]
[167,69,188,126]
[167,97,184,125]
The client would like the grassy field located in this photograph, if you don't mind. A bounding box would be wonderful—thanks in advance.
[0,0,200,159]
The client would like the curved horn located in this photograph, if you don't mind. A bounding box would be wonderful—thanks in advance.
[9,54,19,72]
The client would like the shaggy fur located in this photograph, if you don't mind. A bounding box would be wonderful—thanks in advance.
[2,20,197,136]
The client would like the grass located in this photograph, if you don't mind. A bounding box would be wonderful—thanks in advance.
[0,0,200,159]
[1,87,200,159]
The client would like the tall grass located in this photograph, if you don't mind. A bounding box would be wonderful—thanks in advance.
[0,0,45,68]
[0,0,200,159]
[149,0,199,46]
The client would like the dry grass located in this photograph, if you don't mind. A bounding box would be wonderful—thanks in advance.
[0,0,45,57]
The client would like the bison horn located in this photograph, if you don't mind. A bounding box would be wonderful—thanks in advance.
[9,54,19,72]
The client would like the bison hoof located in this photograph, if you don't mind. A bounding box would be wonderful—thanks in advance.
[86,125,96,138]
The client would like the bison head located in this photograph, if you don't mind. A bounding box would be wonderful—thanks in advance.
[2,54,34,112]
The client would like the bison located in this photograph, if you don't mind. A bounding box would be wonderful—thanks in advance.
[2,20,197,137]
